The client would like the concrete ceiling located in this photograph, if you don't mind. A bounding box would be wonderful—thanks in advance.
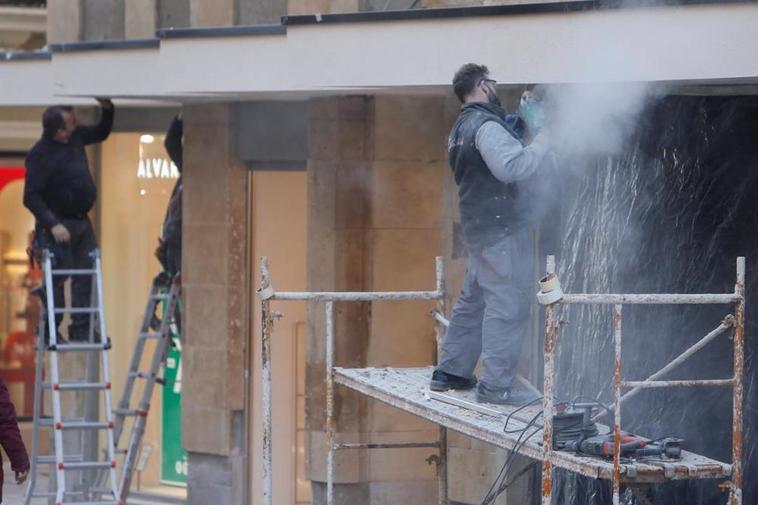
[1,2,758,106]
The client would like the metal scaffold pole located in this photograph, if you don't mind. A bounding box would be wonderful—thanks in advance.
[612,304,623,505]
[540,255,556,505]
[434,256,448,505]
[730,257,745,505]
[325,301,335,505]
[260,257,273,505]
[259,257,445,505]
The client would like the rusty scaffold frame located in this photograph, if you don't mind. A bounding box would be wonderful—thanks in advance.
[258,254,746,505]
[257,256,449,505]
[540,255,746,505]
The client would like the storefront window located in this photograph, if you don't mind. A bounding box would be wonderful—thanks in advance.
[0,162,36,418]
[100,132,186,494]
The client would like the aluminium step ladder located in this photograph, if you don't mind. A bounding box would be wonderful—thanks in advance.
[24,248,120,505]
[103,273,180,503]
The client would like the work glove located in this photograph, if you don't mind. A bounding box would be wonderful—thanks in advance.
[518,91,544,134]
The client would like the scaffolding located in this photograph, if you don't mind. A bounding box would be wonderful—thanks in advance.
[258,255,745,505]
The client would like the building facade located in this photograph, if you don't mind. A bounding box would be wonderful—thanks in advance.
[1,1,757,504]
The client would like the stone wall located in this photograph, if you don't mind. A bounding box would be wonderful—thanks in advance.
[182,103,248,504]
[306,94,450,504]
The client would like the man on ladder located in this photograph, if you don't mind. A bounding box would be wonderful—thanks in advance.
[23,99,115,341]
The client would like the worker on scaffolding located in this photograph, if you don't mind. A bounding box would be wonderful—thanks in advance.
[23,99,114,342]
[430,63,550,405]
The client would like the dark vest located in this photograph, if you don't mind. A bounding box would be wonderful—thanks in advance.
[448,102,534,251]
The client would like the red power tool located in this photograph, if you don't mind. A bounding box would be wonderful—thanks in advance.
[565,432,683,460]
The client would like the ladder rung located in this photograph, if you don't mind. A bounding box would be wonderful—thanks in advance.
[114,448,128,454]
[63,500,121,505]
[41,416,90,427]
[129,371,154,380]
[51,268,97,276]
[31,490,86,498]
[37,454,84,464]
[113,408,143,416]
[61,501,119,505]
[150,293,171,300]
[138,332,163,339]
[56,420,113,430]
[58,460,115,470]
[44,381,111,391]
[48,342,110,352]
[53,307,99,314]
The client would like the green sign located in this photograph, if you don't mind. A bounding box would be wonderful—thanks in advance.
[161,333,187,486]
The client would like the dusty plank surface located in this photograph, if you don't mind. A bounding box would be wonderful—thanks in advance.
[334,366,732,483]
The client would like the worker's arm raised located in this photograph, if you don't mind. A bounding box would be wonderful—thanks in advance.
[475,120,549,184]
[78,99,115,145]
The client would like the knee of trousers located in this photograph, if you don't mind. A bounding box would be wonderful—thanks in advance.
[484,290,528,320]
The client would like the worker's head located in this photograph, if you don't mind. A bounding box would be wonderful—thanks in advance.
[453,63,500,107]
[42,106,76,143]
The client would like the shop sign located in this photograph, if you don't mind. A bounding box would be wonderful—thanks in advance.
[137,158,180,180]
[161,332,187,486]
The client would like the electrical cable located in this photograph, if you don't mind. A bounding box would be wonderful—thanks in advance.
[481,397,610,505]
[480,408,544,505]
[503,396,544,434]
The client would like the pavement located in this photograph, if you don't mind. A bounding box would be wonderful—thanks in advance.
[3,462,185,504]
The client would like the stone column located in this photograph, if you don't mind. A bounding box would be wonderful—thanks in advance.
[182,104,248,505]
[306,94,452,504]
[125,0,157,39]
[47,0,82,44]
[307,96,374,503]
[190,0,237,27]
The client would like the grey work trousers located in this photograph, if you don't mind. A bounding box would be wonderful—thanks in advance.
[438,230,533,391]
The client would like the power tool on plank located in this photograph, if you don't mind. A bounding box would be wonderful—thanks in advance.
[565,432,683,460]
[552,402,683,460]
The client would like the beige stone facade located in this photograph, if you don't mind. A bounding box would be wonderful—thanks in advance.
[3,2,549,503]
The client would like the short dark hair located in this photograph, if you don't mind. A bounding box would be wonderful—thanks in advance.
[42,106,73,139]
[453,63,489,102]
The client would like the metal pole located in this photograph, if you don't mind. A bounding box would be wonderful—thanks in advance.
[325,301,335,505]
[730,257,745,505]
[560,293,740,305]
[23,315,46,505]
[42,251,66,502]
[612,304,623,505]
[619,318,733,404]
[438,426,448,505]
[434,256,448,505]
[540,255,556,505]
[260,257,273,505]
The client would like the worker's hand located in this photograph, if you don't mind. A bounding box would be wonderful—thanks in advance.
[155,237,167,261]
[51,223,70,243]
[96,97,114,109]
[15,469,28,484]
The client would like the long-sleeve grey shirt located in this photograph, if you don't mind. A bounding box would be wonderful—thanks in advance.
[474,121,549,184]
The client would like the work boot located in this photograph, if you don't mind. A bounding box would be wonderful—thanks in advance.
[429,369,477,392]
[476,383,541,406]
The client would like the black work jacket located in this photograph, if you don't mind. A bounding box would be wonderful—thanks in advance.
[23,107,114,229]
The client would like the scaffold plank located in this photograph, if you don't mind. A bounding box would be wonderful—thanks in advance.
[334,366,732,484]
